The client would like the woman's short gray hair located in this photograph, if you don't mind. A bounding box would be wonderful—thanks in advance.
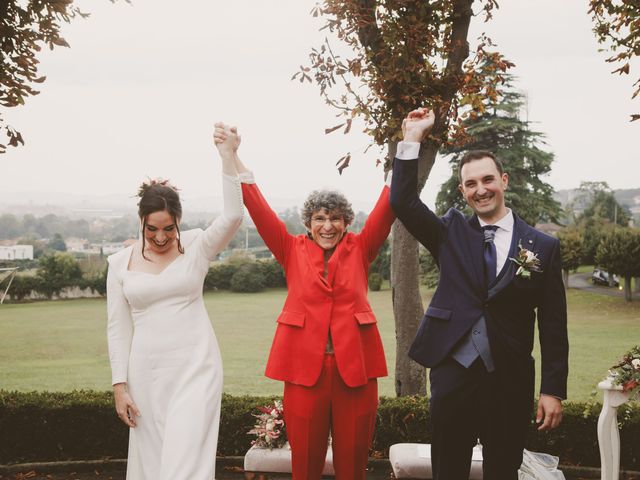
[301,189,354,228]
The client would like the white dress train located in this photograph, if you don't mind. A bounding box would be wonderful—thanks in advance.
[106,174,243,480]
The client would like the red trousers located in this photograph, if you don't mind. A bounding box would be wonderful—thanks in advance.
[283,354,378,480]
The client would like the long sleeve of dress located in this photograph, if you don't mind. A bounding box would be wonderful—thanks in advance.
[106,255,134,385]
[197,173,244,261]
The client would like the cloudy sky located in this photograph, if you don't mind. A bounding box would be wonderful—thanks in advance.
[2,0,638,213]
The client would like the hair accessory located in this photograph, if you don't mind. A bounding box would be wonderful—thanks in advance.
[137,177,179,198]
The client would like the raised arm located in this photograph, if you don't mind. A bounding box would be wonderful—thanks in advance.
[214,124,293,265]
[390,108,446,255]
[195,124,244,261]
[358,181,395,264]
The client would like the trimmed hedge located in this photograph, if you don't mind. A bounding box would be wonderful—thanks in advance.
[1,391,639,469]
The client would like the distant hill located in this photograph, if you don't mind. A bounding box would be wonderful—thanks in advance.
[554,188,640,222]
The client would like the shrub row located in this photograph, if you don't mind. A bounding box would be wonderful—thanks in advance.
[204,258,286,293]
[8,273,107,301]
[1,391,639,469]
[7,257,286,302]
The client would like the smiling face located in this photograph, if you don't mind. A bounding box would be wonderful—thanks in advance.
[309,208,347,251]
[143,210,179,254]
[459,156,509,224]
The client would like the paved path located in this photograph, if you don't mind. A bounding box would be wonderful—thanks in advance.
[569,272,626,298]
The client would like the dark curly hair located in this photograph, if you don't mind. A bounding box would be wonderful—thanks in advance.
[137,180,184,261]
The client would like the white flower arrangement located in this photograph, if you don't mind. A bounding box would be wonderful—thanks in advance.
[248,400,287,449]
[510,242,543,279]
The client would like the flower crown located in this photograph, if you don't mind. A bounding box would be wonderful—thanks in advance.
[137,177,179,198]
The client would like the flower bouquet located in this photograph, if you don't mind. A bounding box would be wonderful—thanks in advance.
[248,400,287,449]
[609,345,640,394]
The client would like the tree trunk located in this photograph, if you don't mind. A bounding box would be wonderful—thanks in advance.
[390,141,439,397]
[562,269,569,289]
[624,275,632,302]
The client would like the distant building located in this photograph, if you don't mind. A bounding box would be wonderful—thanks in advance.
[66,237,91,253]
[0,245,34,260]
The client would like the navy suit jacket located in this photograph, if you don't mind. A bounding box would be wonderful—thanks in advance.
[390,157,569,399]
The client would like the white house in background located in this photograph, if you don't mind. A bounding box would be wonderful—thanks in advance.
[0,245,34,260]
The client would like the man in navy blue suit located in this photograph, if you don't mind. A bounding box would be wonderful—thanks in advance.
[390,108,568,480]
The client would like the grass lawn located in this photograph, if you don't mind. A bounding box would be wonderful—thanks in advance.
[0,288,638,401]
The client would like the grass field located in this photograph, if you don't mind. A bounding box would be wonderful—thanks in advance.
[0,287,638,401]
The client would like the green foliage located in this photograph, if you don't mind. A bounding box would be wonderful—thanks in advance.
[370,239,390,280]
[230,263,266,293]
[368,272,383,291]
[578,182,631,227]
[595,228,640,278]
[83,267,108,296]
[419,248,440,289]
[595,228,640,301]
[205,262,240,290]
[48,233,67,252]
[589,0,640,121]
[0,0,89,153]
[4,275,40,301]
[558,229,584,272]
[2,391,639,470]
[436,84,562,226]
[36,252,83,299]
[256,259,286,288]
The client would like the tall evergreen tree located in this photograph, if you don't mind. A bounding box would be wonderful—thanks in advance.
[436,83,561,226]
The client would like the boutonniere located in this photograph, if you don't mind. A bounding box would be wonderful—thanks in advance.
[509,242,542,279]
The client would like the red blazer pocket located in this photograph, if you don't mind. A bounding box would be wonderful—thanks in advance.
[276,310,305,327]
[355,311,377,325]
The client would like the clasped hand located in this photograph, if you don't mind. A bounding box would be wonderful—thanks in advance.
[213,122,241,157]
[402,107,435,143]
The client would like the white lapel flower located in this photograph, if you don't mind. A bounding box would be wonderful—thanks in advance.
[509,241,543,279]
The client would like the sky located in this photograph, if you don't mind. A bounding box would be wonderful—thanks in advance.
[2,0,639,214]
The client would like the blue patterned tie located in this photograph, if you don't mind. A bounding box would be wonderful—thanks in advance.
[483,225,499,286]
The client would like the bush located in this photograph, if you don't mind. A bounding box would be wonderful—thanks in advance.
[2,390,639,469]
[257,259,286,288]
[230,263,266,293]
[4,274,40,302]
[368,272,383,291]
[205,263,240,290]
[36,252,83,299]
[82,268,107,296]
[419,248,440,288]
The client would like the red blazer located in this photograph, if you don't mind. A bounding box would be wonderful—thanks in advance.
[241,180,395,388]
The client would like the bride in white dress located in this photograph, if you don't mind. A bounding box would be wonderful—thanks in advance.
[106,127,243,480]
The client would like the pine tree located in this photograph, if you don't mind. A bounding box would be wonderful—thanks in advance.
[436,83,561,226]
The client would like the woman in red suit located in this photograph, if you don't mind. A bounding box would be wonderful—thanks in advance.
[214,124,395,480]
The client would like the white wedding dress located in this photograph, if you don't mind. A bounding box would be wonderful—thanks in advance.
[106,174,243,480]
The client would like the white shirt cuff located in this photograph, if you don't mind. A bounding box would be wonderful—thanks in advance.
[238,171,255,184]
[396,141,420,160]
